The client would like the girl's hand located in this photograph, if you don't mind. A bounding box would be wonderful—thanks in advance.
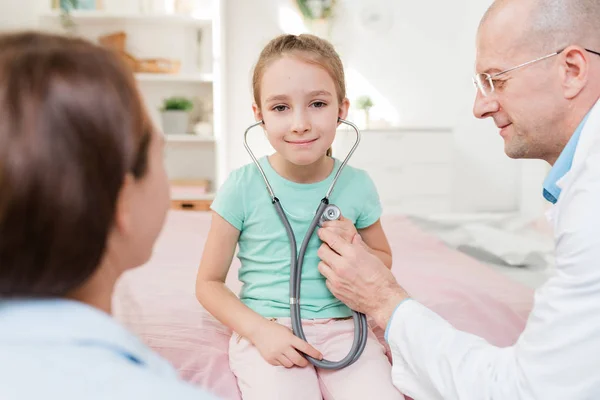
[321,215,358,243]
[249,319,323,368]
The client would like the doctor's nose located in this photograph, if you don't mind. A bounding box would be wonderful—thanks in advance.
[291,111,311,134]
[473,90,500,119]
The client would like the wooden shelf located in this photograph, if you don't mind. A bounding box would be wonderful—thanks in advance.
[41,10,212,27]
[171,192,215,201]
[170,197,213,211]
[170,181,214,201]
[135,73,213,83]
[170,189,215,212]
[164,134,215,143]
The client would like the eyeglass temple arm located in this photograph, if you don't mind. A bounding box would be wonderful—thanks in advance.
[492,47,600,79]
[491,50,563,79]
[585,48,600,57]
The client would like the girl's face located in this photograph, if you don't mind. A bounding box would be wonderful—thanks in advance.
[253,55,349,166]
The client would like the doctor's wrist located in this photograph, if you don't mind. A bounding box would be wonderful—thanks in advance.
[371,287,410,330]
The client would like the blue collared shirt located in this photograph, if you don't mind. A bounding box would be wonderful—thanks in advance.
[0,299,219,400]
[543,113,590,203]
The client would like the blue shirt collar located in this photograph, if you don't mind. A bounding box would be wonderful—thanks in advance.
[542,112,590,203]
[0,299,168,370]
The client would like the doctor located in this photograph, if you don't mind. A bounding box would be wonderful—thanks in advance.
[317,0,600,398]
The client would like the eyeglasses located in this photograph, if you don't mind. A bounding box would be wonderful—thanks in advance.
[473,48,600,96]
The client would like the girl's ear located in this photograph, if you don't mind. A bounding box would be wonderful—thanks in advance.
[337,98,350,125]
[252,103,263,122]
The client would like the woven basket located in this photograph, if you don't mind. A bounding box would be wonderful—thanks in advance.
[120,52,139,72]
[136,58,181,74]
[98,31,126,53]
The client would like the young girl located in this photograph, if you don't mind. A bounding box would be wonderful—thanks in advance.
[196,34,404,400]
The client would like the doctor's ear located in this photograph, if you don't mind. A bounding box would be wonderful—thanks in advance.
[561,46,589,99]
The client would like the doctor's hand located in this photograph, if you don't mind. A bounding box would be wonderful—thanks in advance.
[249,318,323,368]
[317,228,409,329]
[320,215,358,243]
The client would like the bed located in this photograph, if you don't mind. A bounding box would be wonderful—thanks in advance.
[112,210,534,399]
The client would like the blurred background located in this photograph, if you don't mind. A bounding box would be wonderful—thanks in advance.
[0,0,554,288]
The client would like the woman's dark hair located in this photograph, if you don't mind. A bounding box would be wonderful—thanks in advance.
[0,31,152,297]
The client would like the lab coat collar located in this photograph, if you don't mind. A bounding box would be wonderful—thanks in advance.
[557,98,600,193]
[546,98,600,225]
[543,113,589,203]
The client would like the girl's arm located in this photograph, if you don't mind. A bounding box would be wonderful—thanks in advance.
[358,219,392,269]
[196,211,267,341]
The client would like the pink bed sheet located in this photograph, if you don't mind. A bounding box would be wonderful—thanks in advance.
[112,211,533,400]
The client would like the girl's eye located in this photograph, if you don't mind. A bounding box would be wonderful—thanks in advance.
[311,101,326,108]
[273,105,288,112]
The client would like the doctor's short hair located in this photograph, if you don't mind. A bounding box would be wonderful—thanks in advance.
[0,32,152,298]
[251,33,347,107]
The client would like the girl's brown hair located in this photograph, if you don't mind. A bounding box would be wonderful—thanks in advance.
[0,32,152,297]
[252,33,346,106]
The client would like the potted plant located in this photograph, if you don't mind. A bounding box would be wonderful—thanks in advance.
[295,0,337,38]
[296,0,336,20]
[356,95,374,129]
[160,96,194,134]
[56,0,78,32]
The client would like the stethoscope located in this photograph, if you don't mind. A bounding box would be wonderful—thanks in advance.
[243,117,367,370]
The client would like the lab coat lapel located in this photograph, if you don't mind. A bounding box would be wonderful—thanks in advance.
[555,99,600,205]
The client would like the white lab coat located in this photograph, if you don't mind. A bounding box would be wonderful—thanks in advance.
[387,99,600,400]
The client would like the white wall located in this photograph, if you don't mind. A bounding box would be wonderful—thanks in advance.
[452,0,520,214]
[0,0,46,30]
[222,0,282,167]
[223,0,546,215]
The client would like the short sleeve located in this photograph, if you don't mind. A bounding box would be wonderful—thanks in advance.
[210,169,245,231]
[355,170,383,229]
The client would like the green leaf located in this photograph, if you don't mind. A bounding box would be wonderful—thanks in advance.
[162,96,194,111]
[356,95,374,110]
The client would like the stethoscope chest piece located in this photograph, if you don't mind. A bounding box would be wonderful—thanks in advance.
[318,204,341,227]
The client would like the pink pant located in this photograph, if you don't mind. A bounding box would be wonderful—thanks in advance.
[229,317,405,400]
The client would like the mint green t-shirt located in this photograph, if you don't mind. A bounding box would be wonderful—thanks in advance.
[210,156,382,319]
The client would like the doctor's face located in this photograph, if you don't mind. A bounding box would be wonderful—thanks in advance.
[472,3,567,163]
[253,54,349,166]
